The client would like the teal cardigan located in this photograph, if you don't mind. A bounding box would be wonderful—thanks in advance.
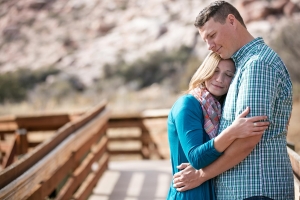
[167,94,222,200]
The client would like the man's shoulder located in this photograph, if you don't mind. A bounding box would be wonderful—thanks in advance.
[243,43,284,71]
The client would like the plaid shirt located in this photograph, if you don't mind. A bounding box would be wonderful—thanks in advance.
[215,37,294,200]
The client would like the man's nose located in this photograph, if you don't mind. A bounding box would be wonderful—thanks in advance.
[207,41,215,51]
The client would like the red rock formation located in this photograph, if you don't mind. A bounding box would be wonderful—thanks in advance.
[236,0,300,23]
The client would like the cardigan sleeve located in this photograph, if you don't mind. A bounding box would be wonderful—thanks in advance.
[172,95,222,170]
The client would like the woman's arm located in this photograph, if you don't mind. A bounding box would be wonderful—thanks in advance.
[173,135,261,191]
[212,107,268,152]
[175,96,269,170]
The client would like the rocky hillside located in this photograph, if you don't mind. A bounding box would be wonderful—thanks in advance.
[1,0,210,85]
[1,0,300,113]
[1,0,299,82]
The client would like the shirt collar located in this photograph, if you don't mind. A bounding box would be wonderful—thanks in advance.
[231,37,264,67]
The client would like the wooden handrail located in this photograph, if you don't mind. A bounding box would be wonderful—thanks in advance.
[0,100,109,200]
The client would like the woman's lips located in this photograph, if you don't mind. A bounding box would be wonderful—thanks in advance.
[212,84,223,88]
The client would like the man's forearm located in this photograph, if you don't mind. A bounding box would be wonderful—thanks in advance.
[199,135,261,181]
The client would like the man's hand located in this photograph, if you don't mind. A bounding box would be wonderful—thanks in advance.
[172,163,204,192]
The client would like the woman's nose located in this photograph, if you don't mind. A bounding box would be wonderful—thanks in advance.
[216,74,223,83]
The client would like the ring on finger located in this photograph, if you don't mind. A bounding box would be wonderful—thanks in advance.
[254,122,257,127]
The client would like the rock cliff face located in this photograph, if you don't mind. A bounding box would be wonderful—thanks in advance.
[0,0,299,86]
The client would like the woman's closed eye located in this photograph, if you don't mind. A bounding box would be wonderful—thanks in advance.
[226,73,233,77]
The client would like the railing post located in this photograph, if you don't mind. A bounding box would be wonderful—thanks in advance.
[16,129,28,156]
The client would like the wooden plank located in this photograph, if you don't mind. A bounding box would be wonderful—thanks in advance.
[0,122,74,189]
[28,153,75,200]
[108,136,142,142]
[2,136,17,168]
[72,153,109,200]
[72,101,107,130]
[107,149,143,155]
[0,122,17,134]
[108,120,142,128]
[74,125,107,165]
[55,136,107,200]
[15,114,70,131]
[0,107,109,198]
[0,141,12,154]
[0,116,16,122]
[287,147,300,179]
[56,177,75,200]
[0,101,107,189]
[109,109,169,120]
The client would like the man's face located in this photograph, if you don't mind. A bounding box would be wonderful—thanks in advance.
[198,17,237,59]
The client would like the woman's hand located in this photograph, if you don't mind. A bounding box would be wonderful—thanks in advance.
[229,107,269,139]
[173,163,204,192]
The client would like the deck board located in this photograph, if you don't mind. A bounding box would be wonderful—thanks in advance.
[89,160,172,200]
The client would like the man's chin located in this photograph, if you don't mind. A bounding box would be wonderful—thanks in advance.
[219,53,230,59]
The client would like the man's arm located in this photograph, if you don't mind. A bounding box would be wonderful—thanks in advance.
[173,134,261,191]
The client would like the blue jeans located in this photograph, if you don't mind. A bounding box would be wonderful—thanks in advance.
[244,197,274,200]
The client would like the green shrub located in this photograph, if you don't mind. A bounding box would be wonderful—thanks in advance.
[0,67,60,103]
[98,45,201,93]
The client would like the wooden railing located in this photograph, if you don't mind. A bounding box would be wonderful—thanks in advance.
[107,109,169,159]
[0,106,299,199]
[0,100,110,200]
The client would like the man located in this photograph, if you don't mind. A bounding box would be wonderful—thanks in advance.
[172,1,294,200]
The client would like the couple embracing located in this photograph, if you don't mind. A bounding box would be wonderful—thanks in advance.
[167,1,294,200]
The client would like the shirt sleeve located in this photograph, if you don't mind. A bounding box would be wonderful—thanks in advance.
[173,95,222,170]
[236,60,278,120]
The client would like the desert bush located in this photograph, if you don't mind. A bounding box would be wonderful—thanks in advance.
[28,73,85,105]
[97,45,202,94]
[0,67,60,103]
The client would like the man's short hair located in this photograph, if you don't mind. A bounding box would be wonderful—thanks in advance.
[194,1,246,28]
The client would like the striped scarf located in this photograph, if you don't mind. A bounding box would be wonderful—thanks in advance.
[189,87,221,139]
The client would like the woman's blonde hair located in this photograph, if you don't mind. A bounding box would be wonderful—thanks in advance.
[187,51,221,92]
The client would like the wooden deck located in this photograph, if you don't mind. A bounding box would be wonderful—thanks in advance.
[89,160,172,200]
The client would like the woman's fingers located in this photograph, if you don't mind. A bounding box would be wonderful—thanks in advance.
[173,172,181,179]
[253,126,269,132]
[176,185,189,192]
[237,107,250,118]
[248,115,268,122]
[176,163,190,170]
[253,121,270,127]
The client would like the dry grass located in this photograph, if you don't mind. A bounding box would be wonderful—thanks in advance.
[287,100,300,154]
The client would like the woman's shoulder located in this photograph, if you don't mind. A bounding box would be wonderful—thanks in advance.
[171,94,202,113]
[176,94,199,105]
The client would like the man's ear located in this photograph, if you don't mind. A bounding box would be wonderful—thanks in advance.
[227,14,235,26]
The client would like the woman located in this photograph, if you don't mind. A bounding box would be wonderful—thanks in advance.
[167,52,269,199]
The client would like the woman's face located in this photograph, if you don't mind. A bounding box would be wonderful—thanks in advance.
[205,59,235,99]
